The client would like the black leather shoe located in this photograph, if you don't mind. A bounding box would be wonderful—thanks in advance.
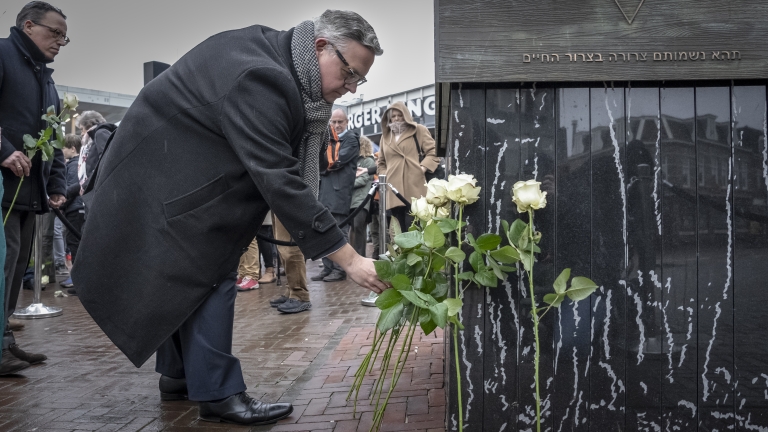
[159,376,188,401]
[310,270,331,281]
[322,271,347,282]
[199,392,293,425]
[277,299,312,314]
[269,295,289,308]
[0,349,30,375]
[8,344,46,365]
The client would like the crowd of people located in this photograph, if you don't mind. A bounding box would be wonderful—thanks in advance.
[0,1,441,426]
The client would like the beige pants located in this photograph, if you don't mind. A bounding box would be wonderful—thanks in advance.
[237,236,260,279]
[273,216,310,302]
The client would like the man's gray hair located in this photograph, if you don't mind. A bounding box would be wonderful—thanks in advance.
[78,111,106,131]
[314,10,383,56]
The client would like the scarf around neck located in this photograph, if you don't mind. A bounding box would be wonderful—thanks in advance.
[291,20,333,197]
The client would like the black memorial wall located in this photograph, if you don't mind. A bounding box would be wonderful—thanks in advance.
[445,81,768,431]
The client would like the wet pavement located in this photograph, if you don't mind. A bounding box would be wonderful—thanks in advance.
[0,262,446,432]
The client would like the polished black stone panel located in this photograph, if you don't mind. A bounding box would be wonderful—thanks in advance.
[588,87,628,430]
[695,86,735,430]
[623,87,663,431]
[732,85,768,430]
[446,83,487,432]
[482,85,522,431]
[553,87,592,432]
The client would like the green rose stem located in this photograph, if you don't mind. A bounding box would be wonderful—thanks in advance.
[3,178,24,225]
[527,209,542,431]
[453,203,464,432]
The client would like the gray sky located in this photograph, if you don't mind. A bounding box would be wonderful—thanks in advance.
[0,0,435,102]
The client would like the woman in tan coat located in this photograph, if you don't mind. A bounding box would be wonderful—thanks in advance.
[378,101,440,229]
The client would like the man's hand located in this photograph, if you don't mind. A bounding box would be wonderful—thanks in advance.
[328,243,388,294]
[48,194,66,209]
[1,151,32,177]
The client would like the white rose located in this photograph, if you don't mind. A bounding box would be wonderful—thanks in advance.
[445,173,481,205]
[63,93,79,111]
[512,179,547,213]
[411,197,434,223]
[425,178,450,207]
[435,204,450,219]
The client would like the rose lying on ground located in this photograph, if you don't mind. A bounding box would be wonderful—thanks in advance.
[512,179,547,213]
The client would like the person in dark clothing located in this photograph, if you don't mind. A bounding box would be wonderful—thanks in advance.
[313,109,360,282]
[72,10,386,426]
[59,134,83,294]
[75,111,116,215]
[0,1,68,376]
[349,135,376,257]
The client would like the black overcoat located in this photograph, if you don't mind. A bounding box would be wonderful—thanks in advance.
[0,27,67,212]
[318,130,359,215]
[72,25,345,367]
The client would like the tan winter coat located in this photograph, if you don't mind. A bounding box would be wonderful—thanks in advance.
[378,101,440,210]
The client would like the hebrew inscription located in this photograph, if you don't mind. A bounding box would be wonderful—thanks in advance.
[523,51,741,64]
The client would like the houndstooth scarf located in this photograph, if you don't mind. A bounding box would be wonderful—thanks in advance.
[291,20,332,197]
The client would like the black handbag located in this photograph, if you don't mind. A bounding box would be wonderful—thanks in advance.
[413,133,445,181]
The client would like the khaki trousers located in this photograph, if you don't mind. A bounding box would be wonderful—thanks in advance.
[237,236,260,279]
[273,216,309,302]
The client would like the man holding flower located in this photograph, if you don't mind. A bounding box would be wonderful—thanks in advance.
[0,1,68,375]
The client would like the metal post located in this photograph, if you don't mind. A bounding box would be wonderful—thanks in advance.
[13,214,63,319]
[362,175,388,307]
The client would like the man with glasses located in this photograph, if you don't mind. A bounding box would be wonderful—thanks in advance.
[74,9,386,426]
[0,1,68,375]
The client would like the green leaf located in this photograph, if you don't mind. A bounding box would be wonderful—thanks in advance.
[419,308,431,323]
[543,293,565,308]
[444,298,463,317]
[509,219,528,246]
[375,288,403,309]
[42,127,53,140]
[400,290,430,308]
[56,125,65,144]
[386,244,398,258]
[430,254,446,272]
[423,223,445,249]
[499,265,517,272]
[553,268,571,294]
[519,251,534,272]
[501,219,510,235]
[414,290,438,306]
[487,256,507,281]
[374,260,395,281]
[476,233,502,251]
[406,253,422,266]
[23,134,37,150]
[457,271,474,281]
[469,251,484,273]
[466,233,477,249]
[421,278,437,295]
[429,303,448,328]
[390,216,402,236]
[46,105,56,115]
[448,314,464,330]
[377,303,404,332]
[566,277,599,302]
[434,217,459,233]
[394,231,422,249]
[431,273,449,298]
[444,246,466,263]
[60,113,70,123]
[420,318,438,335]
[474,269,498,288]
[391,274,412,291]
[490,245,520,264]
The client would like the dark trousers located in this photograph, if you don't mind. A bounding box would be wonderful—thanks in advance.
[65,211,85,262]
[155,271,246,401]
[390,206,414,233]
[348,209,368,257]
[321,213,350,274]
[255,224,275,268]
[2,210,35,349]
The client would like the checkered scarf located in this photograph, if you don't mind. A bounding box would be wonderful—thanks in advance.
[291,20,332,197]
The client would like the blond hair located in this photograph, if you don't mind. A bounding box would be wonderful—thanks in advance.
[359,135,374,158]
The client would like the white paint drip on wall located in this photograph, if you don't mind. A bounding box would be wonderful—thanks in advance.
[598,361,620,411]
[604,91,629,262]
[474,325,483,355]
[490,140,509,233]
[678,400,697,417]
[602,289,613,360]
[763,101,768,196]
[487,118,506,124]
[630,282,646,365]
[458,309,474,423]
[640,382,648,395]
[653,114,662,235]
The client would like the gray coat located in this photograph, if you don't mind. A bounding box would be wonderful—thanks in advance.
[318,130,359,215]
[72,25,345,367]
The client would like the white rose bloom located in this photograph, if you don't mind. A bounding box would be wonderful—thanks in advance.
[411,197,434,222]
[511,179,547,213]
[435,204,450,219]
[445,173,481,205]
[425,178,450,207]
[63,93,79,111]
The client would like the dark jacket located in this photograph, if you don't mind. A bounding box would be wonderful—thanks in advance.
[318,130,359,215]
[0,27,67,212]
[84,123,118,185]
[72,25,346,367]
[62,155,83,215]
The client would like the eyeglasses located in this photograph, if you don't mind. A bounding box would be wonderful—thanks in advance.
[32,21,70,45]
[328,42,367,86]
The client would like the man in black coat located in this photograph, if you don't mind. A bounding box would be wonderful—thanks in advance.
[314,109,360,282]
[0,1,68,376]
[72,10,386,426]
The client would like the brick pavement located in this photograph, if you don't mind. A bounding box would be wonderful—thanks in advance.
[0,262,446,432]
